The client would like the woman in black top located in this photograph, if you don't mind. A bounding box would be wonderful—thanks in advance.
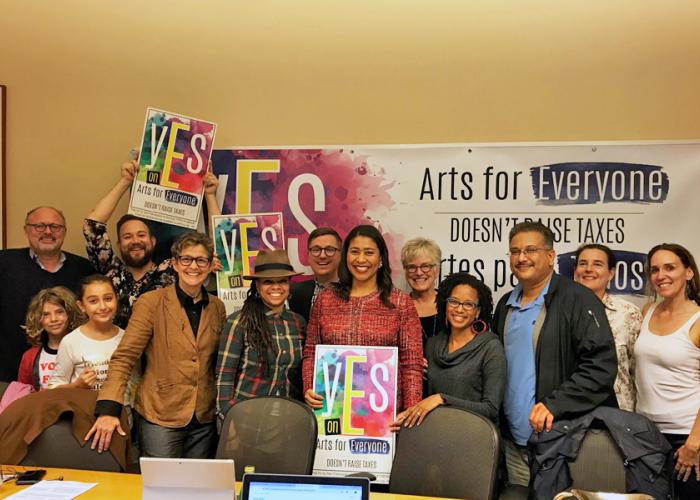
[392,272,506,428]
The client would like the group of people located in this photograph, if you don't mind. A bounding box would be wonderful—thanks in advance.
[0,162,699,499]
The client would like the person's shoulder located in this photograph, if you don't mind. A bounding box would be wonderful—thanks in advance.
[283,308,307,326]
[607,294,642,314]
[20,345,40,359]
[59,327,84,346]
[480,331,505,351]
[291,279,314,293]
[390,287,412,305]
[63,251,92,265]
[207,292,225,310]
[136,286,170,306]
[550,273,598,302]
[0,247,30,263]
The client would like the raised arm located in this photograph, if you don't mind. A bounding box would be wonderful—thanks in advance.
[87,160,137,223]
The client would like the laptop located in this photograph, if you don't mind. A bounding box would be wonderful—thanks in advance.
[140,457,236,500]
[240,473,369,500]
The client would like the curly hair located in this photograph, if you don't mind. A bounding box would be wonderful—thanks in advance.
[23,287,86,345]
[334,225,395,308]
[435,272,494,331]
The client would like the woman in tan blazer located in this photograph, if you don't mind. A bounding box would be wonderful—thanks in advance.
[86,232,226,458]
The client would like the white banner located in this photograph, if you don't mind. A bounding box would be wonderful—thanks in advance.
[211,142,700,302]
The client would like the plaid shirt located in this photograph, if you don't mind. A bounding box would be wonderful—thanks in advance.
[216,308,306,415]
[302,287,424,411]
[83,219,175,328]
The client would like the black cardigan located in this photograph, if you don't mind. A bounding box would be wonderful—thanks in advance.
[493,272,618,419]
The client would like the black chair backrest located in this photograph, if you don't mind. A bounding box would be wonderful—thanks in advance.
[390,407,500,500]
[216,396,317,478]
[21,414,121,471]
[569,428,626,493]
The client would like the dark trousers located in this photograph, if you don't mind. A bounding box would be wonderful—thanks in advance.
[137,413,217,459]
[664,433,700,500]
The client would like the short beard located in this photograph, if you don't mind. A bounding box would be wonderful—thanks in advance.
[122,247,154,268]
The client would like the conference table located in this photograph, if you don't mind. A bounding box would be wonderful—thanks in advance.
[0,466,452,499]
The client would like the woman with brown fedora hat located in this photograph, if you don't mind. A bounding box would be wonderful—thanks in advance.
[215,249,306,417]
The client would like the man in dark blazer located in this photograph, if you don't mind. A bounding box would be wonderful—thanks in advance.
[289,227,342,322]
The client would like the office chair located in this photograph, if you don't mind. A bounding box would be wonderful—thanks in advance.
[21,413,122,471]
[569,429,626,492]
[389,407,500,500]
[216,396,317,478]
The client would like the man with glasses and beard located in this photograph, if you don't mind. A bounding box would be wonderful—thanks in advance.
[83,159,221,328]
[0,206,94,381]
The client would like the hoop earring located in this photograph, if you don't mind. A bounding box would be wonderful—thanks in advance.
[471,320,487,334]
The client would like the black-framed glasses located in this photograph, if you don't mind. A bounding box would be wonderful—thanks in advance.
[446,297,479,311]
[176,256,211,268]
[309,246,339,257]
[25,223,65,233]
[507,247,550,258]
[404,263,436,274]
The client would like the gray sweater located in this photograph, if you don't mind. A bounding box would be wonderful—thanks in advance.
[425,330,506,422]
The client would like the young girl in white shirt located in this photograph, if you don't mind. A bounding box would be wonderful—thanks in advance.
[50,275,128,394]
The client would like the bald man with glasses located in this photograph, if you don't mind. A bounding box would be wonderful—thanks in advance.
[0,206,94,381]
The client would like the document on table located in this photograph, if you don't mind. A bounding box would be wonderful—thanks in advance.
[7,480,97,499]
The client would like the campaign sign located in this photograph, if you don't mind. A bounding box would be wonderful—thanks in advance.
[212,213,285,314]
[129,107,217,229]
[312,345,398,484]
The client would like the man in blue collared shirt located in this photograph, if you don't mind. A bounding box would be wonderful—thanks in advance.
[494,221,617,487]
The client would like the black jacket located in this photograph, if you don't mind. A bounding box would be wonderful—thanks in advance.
[528,406,673,499]
[493,273,618,418]
[289,280,316,323]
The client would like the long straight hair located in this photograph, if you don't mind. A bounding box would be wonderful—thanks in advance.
[334,225,395,308]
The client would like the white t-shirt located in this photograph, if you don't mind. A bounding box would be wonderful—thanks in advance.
[49,326,126,393]
[37,348,58,390]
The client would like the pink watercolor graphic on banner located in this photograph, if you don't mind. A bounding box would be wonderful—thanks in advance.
[211,149,402,275]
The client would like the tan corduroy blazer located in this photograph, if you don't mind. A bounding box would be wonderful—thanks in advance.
[98,285,226,428]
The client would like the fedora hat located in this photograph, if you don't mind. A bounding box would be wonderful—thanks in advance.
[243,249,301,280]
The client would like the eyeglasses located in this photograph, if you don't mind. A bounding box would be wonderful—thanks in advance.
[309,246,339,257]
[507,247,550,258]
[404,263,436,274]
[176,256,211,268]
[446,297,479,311]
[25,223,66,233]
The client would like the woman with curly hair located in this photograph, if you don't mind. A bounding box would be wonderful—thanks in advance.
[392,272,506,428]
[18,286,85,390]
[302,224,423,412]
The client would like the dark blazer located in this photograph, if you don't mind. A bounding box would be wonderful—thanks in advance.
[493,272,618,419]
[289,280,316,323]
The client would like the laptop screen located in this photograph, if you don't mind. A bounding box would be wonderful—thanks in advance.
[242,474,369,500]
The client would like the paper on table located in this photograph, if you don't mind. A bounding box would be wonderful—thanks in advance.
[7,480,97,499]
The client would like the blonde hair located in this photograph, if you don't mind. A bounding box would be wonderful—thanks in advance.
[401,237,442,267]
[23,287,85,345]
